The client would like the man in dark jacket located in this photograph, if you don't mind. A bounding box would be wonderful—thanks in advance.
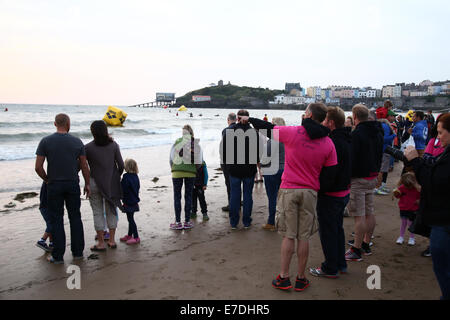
[309,106,352,278]
[345,104,384,262]
[221,110,261,229]
[220,113,237,212]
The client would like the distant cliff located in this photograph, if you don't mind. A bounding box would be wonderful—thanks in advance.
[175,84,283,109]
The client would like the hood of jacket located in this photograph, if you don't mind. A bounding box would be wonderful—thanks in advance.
[355,120,383,138]
[302,118,330,140]
[233,122,252,131]
[330,126,352,142]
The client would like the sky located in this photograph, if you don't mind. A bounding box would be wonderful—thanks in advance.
[0,0,449,105]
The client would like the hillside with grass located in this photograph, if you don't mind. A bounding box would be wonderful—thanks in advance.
[175,84,284,108]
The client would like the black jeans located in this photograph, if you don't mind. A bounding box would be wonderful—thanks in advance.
[192,185,207,214]
[172,177,195,223]
[126,212,139,238]
[47,181,85,260]
[222,165,231,205]
[316,193,349,274]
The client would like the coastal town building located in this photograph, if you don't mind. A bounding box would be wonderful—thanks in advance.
[366,89,380,98]
[321,89,332,100]
[273,94,305,105]
[289,89,304,96]
[192,95,211,102]
[410,90,428,97]
[358,90,367,98]
[428,85,442,96]
[306,86,322,98]
[382,85,402,98]
[285,83,302,93]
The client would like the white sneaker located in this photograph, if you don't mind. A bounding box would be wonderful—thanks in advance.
[408,238,415,246]
[396,236,404,244]
[374,188,389,195]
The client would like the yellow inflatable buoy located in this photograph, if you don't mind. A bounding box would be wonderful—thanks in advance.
[103,106,127,126]
[178,105,187,111]
[405,110,414,122]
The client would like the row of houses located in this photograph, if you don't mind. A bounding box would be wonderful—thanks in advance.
[271,80,450,105]
[383,80,450,98]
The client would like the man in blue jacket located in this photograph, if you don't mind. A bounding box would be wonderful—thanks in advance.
[374,112,397,195]
[408,111,428,157]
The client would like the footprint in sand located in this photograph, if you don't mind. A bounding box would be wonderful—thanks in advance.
[125,289,137,295]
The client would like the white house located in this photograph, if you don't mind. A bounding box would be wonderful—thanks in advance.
[366,89,377,98]
[358,90,367,98]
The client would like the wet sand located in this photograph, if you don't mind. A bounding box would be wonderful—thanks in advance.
[0,161,441,300]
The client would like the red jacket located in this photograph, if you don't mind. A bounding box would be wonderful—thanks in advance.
[376,107,388,119]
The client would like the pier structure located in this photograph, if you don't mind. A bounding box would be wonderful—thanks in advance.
[128,100,176,108]
[129,92,176,108]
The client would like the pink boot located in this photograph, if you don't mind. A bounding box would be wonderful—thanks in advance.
[120,235,132,242]
[126,237,140,245]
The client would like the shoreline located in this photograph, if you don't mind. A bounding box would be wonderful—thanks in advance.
[0,140,221,202]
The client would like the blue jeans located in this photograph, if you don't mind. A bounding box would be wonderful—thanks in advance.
[229,175,255,227]
[172,177,195,223]
[47,181,85,260]
[316,194,349,274]
[263,169,283,225]
[39,208,53,234]
[430,225,450,300]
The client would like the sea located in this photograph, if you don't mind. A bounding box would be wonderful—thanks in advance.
[0,104,309,162]
[0,104,309,195]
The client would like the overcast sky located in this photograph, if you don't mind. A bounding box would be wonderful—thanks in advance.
[1,0,449,105]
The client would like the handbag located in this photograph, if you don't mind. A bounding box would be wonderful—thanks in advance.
[408,211,431,238]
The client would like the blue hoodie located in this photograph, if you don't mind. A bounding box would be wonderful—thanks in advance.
[411,120,428,150]
[121,173,140,212]
[381,122,396,152]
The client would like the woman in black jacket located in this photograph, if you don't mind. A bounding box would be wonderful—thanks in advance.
[405,113,450,300]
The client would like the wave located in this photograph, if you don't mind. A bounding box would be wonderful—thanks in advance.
[0,128,176,142]
[0,118,152,128]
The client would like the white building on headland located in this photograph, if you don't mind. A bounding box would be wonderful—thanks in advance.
[273,94,306,105]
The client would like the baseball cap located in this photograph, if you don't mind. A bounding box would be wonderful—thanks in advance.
[388,110,398,116]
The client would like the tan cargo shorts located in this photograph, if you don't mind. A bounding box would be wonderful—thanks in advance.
[380,152,391,173]
[275,188,318,240]
[348,178,378,217]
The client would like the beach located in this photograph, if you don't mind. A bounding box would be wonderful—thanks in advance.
[0,155,441,300]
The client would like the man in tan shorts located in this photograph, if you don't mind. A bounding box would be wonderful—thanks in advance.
[246,103,338,291]
[345,104,384,261]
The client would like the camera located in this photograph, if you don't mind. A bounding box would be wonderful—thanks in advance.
[384,146,407,162]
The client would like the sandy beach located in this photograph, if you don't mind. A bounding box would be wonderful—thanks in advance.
[0,151,441,300]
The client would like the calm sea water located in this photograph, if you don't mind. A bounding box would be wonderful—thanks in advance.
[0,104,310,161]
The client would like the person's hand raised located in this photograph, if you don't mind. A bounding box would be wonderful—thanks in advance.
[238,115,249,124]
